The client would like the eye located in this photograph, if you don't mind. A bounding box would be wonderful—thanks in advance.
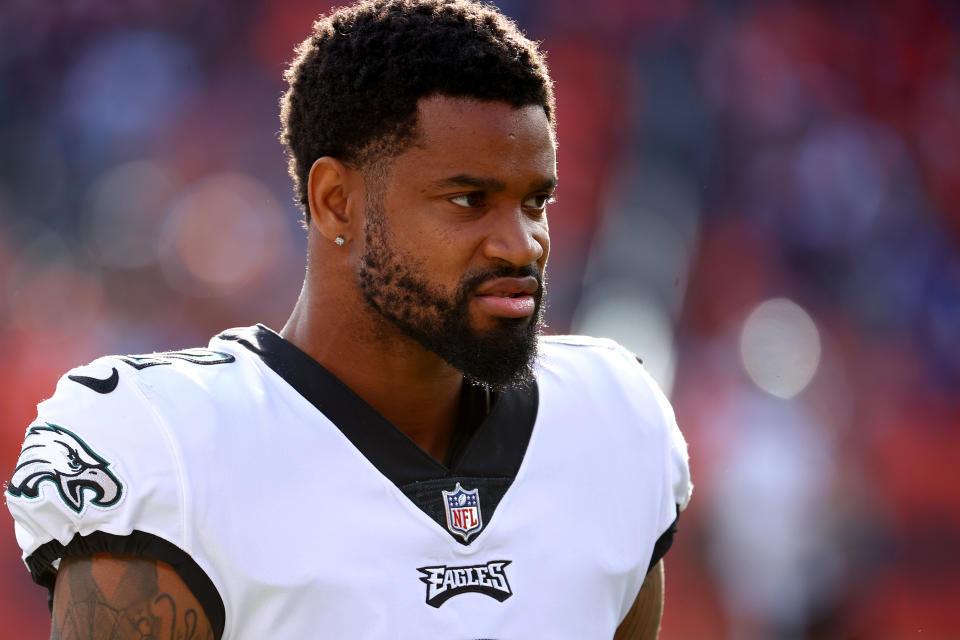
[449,192,486,208]
[523,193,555,211]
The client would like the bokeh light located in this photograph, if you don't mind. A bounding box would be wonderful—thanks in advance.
[739,298,822,399]
[160,172,291,295]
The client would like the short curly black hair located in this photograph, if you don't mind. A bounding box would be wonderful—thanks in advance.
[280,0,555,224]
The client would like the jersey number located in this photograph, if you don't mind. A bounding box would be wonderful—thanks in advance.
[119,349,236,370]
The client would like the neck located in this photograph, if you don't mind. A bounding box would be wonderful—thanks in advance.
[281,279,463,462]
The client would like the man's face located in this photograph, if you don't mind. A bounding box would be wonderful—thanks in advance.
[358,96,555,389]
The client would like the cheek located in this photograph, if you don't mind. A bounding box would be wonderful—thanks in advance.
[430,225,486,265]
[404,230,475,292]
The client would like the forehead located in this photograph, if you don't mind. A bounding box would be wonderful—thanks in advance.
[390,95,557,186]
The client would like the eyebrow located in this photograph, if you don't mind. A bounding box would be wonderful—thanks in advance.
[529,177,558,192]
[432,174,507,191]
[431,174,558,192]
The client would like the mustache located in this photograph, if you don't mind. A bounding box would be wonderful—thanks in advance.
[458,264,543,295]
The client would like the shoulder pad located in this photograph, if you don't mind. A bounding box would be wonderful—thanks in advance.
[7,353,188,556]
[540,334,622,349]
[540,334,645,364]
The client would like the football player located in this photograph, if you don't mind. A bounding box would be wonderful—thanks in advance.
[7,1,691,638]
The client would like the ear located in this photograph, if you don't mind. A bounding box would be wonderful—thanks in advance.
[306,157,360,245]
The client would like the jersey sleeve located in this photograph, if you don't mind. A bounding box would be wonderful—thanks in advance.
[656,378,693,514]
[5,356,224,636]
[630,353,693,571]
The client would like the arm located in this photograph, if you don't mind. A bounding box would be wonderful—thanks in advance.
[613,560,664,640]
[51,553,215,640]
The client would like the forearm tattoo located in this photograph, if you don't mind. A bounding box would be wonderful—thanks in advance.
[50,554,214,640]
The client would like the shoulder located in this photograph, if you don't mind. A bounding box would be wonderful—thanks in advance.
[536,334,667,437]
[46,337,243,401]
[27,330,255,469]
[6,334,244,635]
[19,342,245,458]
[6,332,253,548]
[540,333,630,353]
[540,332,640,361]
[537,334,649,390]
[38,330,259,425]
[537,334,693,512]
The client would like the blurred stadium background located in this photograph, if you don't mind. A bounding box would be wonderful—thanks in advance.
[2,0,959,638]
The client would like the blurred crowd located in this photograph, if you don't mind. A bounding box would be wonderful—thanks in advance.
[1,0,958,638]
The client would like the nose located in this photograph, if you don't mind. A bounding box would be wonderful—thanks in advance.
[482,207,549,268]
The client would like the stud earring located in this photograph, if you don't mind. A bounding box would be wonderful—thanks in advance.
[334,235,345,246]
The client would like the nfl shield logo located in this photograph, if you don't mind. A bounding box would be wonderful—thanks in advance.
[442,482,483,542]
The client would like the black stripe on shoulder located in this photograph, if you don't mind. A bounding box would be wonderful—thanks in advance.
[27,530,225,640]
[647,507,679,573]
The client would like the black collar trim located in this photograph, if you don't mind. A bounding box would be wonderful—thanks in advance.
[218,325,539,488]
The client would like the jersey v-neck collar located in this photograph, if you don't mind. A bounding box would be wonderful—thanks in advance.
[219,324,539,490]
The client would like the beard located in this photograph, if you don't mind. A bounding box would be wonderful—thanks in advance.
[357,212,545,391]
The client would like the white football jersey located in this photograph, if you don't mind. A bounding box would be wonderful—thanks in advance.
[7,325,692,639]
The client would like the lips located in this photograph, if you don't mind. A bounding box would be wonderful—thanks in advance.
[473,277,539,298]
[472,277,539,318]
